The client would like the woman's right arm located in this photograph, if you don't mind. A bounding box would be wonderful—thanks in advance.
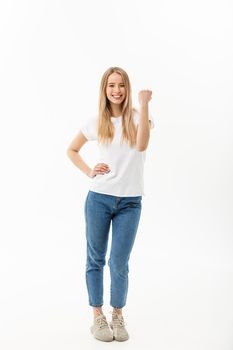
[66,131,110,178]
[66,131,93,177]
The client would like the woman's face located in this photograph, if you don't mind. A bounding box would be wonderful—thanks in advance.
[106,72,126,105]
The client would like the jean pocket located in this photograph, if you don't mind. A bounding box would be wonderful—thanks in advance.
[127,197,142,208]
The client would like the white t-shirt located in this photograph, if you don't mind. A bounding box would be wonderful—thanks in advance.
[80,110,154,197]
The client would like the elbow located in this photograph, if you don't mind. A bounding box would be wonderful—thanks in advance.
[136,144,148,152]
[67,148,76,158]
[136,133,150,152]
[136,138,149,152]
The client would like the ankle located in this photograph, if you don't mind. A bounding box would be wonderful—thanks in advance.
[93,307,103,319]
[112,308,123,316]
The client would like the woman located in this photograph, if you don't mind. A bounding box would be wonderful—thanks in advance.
[67,66,154,342]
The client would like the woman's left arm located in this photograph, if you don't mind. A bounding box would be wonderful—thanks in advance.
[136,90,152,152]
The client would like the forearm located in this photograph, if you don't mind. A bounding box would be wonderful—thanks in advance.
[67,150,92,177]
[136,104,150,152]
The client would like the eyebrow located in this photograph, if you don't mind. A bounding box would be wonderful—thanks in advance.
[107,82,125,84]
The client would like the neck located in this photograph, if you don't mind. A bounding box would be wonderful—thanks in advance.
[110,103,122,117]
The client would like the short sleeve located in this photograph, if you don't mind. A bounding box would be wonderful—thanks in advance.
[80,117,98,141]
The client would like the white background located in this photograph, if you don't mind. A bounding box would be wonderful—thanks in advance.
[0,0,233,349]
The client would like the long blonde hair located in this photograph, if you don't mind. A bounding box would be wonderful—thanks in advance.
[97,67,137,147]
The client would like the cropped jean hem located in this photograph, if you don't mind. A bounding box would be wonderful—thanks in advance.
[111,304,126,309]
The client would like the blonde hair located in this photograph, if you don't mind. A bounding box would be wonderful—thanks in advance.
[97,66,137,147]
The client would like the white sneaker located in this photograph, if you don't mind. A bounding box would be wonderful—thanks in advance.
[90,314,113,342]
[110,311,129,341]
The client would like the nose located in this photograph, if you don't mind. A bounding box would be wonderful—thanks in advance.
[113,87,120,93]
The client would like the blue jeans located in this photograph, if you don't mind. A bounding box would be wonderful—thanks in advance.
[84,190,142,309]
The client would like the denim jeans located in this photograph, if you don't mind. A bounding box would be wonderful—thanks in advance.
[84,190,142,309]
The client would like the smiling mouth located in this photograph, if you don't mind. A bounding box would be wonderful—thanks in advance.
[112,95,122,99]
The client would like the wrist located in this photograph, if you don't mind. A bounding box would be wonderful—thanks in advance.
[139,102,149,108]
[87,169,93,178]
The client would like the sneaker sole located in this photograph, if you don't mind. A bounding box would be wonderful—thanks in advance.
[90,327,114,342]
[109,324,129,342]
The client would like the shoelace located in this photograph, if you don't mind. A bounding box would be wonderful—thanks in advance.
[109,311,127,327]
[95,315,109,329]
